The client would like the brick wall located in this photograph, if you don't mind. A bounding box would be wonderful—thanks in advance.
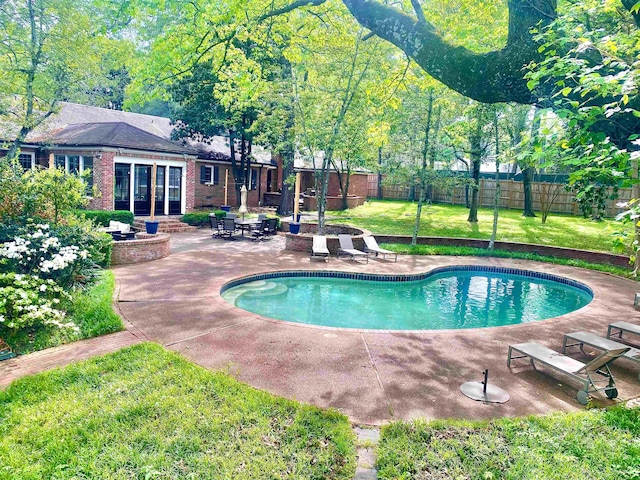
[98,151,114,210]
[110,233,170,265]
[193,162,273,209]
[186,159,195,212]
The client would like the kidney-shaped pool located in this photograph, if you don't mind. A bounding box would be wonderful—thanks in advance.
[221,266,593,330]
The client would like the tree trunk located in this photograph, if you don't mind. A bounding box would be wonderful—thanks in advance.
[489,111,500,250]
[467,121,482,223]
[377,147,383,199]
[413,90,433,245]
[276,153,295,216]
[522,166,536,217]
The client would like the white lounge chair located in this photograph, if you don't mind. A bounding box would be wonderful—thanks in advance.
[337,235,368,263]
[363,236,397,262]
[311,235,330,261]
[508,342,629,404]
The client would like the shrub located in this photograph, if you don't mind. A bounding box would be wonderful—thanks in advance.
[51,217,113,269]
[0,160,38,222]
[182,212,212,226]
[0,273,76,332]
[74,210,134,227]
[26,167,89,224]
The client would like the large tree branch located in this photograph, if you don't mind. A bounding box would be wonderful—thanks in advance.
[256,0,327,22]
[341,0,554,104]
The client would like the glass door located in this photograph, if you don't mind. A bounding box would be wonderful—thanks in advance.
[114,163,130,211]
[168,167,182,215]
[154,166,166,215]
[134,165,152,215]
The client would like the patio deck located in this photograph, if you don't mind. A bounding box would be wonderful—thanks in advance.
[113,230,640,425]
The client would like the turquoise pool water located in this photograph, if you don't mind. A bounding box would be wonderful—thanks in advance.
[221,268,593,330]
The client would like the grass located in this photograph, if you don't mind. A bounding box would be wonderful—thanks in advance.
[329,200,629,253]
[376,408,640,480]
[383,244,635,279]
[0,343,356,479]
[0,271,123,355]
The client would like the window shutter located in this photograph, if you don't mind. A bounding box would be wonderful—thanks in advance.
[200,165,207,184]
[213,166,219,185]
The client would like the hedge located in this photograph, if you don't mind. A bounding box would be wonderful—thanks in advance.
[73,210,134,227]
[182,210,226,226]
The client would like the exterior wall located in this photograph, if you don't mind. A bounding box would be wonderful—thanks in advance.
[300,171,368,198]
[92,151,115,210]
[193,161,274,209]
[186,158,196,212]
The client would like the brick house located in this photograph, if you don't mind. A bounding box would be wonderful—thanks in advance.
[1,102,278,215]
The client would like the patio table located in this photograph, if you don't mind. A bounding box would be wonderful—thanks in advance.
[234,219,259,236]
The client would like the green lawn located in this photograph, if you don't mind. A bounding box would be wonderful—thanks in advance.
[0,343,356,479]
[0,271,123,355]
[377,408,640,480]
[329,200,628,253]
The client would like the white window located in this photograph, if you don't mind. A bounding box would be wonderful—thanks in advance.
[200,164,219,185]
[54,154,94,191]
[18,153,35,171]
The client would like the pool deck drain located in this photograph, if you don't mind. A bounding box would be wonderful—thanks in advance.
[112,230,640,424]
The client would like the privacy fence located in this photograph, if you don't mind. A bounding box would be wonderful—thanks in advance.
[366,175,632,218]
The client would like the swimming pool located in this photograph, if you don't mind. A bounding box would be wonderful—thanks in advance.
[221,266,593,330]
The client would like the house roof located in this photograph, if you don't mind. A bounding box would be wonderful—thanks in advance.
[46,122,195,155]
[20,102,274,164]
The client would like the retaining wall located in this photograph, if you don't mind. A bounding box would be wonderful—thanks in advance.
[111,233,171,265]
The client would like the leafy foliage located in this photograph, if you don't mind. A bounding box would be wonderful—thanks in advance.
[73,210,134,227]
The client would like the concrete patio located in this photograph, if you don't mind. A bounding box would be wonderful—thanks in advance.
[113,230,640,425]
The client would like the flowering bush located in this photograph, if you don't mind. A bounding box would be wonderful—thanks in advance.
[0,224,92,288]
[0,273,77,331]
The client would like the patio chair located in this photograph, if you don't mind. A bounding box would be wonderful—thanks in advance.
[311,235,330,261]
[226,212,237,220]
[607,321,640,346]
[209,214,223,237]
[250,219,269,241]
[221,217,237,240]
[337,234,368,263]
[257,213,267,222]
[507,342,630,404]
[363,236,397,262]
[265,218,278,235]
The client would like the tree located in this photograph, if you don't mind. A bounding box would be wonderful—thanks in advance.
[0,0,133,159]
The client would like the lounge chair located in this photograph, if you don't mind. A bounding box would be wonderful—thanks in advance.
[337,234,368,263]
[311,235,330,261]
[363,236,397,262]
[607,321,640,346]
[507,342,629,404]
[563,331,640,380]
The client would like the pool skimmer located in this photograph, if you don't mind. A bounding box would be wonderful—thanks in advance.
[460,369,510,403]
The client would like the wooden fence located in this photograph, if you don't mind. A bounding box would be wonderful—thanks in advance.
[366,174,632,218]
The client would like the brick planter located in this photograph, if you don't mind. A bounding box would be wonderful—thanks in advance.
[111,233,171,265]
[284,223,371,254]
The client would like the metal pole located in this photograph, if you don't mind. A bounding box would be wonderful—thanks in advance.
[224,169,229,206]
[482,369,488,396]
